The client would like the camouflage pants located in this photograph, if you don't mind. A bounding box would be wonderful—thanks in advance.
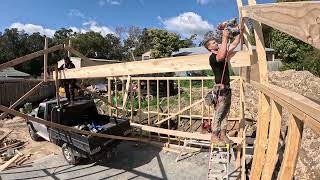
[212,90,231,133]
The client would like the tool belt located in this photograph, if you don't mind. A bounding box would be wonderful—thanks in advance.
[205,84,231,107]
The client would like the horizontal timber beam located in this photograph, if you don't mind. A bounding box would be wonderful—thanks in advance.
[251,81,320,133]
[241,2,320,48]
[0,44,64,71]
[0,105,148,143]
[131,123,211,141]
[55,51,251,79]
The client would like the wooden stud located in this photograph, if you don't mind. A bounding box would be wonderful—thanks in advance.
[167,79,170,143]
[67,39,71,58]
[236,77,246,168]
[189,79,192,126]
[278,114,304,180]
[157,80,160,123]
[55,66,60,106]
[130,80,134,121]
[201,80,204,124]
[262,100,282,180]
[44,37,48,82]
[122,76,131,110]
[147,80,150,125]
[108,78,112,116]
[115,78,118,117]
[138,79,141,122]
[250,93,270,180]
[178,80,181,127]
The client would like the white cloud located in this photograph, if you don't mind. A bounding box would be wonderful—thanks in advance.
[196,0,216,5]
[10,23,56,37]
[68,9,85,19]
[69,26,80,33]
[98,0,121,6]
[82,21,115,36]
[160,12,213,37]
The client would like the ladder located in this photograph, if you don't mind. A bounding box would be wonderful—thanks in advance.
[207,143,235,180]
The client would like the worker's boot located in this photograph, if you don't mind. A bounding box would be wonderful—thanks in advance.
[220,129,232,144]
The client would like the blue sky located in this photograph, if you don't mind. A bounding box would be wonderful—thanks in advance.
[0,0,275,39]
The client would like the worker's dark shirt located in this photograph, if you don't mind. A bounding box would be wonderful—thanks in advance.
[58,62,75,70]
[209,53,230,85]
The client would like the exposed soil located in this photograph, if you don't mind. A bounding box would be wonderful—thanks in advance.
[0,117,60,163]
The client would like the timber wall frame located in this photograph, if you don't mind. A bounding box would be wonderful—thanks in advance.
[0,1,319,180]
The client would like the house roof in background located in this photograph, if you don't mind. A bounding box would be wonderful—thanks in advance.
[0,67,30,77]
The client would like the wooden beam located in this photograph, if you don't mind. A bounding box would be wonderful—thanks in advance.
[0,81,45,120]
[155,99,204,125]
[131,123,211,141]
[250,93,270,180]
[261,100,282,180]
[56,51,251,79]
[0,105,149,143]
[251,81,320,134]
[249,0,270,179]
[122,76,131,110]
[266,83,320,123]
[0,44,64,71]
[44,37,48,82]
[278,114,304,180]
[241,2,320,48]
[64,45,91,62]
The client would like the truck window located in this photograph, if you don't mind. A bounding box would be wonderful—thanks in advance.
[37,106,45,119]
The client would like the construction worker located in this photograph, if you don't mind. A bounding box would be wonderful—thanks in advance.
[204,27,243,144]
[58,57,76,103]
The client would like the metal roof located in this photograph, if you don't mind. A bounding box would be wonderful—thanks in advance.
[0,67,31,77]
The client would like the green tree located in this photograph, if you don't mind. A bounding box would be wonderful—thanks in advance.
[72,31,124,60]
[147,29,181,58]
[179,34,197,48]
[271,0,319,76]
[52,28,76,44]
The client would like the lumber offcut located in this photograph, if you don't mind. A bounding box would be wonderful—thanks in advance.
[55,51,251,79]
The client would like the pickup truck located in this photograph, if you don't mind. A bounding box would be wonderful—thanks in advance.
[27,97,130,165]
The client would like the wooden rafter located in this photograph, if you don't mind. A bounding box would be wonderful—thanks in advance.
[0,44,64,71]
[55,51,251,79]
[241,1,320,49]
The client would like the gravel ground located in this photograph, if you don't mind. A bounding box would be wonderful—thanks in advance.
[0,141,211,180]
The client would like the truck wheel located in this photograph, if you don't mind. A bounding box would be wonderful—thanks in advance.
[62,143,78,165]
[28,124,41,141]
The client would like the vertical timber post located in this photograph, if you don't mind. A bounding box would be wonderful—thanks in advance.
[278,114,303,180]
[44,37,48,82]
[68,39,71,58]
[247,0,271,179]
